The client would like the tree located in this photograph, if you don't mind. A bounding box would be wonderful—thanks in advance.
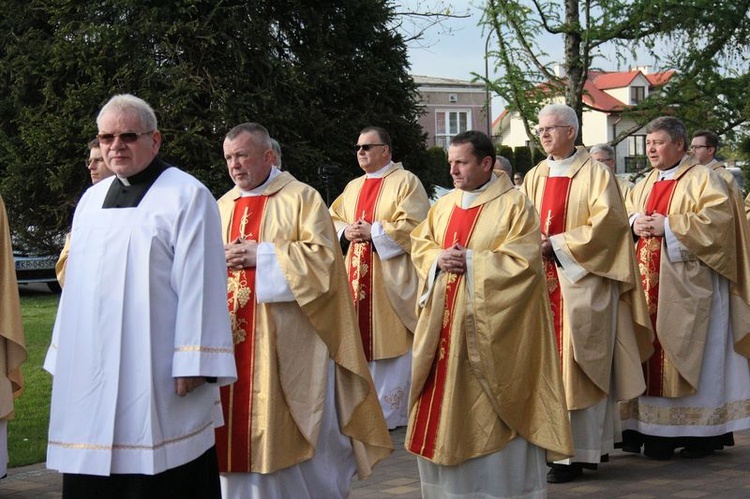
[0,0,436,252]
[483,0,750,146]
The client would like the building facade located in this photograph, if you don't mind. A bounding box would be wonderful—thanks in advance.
[414,75,490,149]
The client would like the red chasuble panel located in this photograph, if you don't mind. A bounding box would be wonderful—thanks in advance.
[539,177,572,358]
[217,195,267,472]
[347,177,384,361]
[408,204,483,459]
[636,179,677,396]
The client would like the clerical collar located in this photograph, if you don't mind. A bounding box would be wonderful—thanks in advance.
[102,157,169,208]
[460,175,494,209]
[240,167,281,197]
[657,155,688,181]
[365,161,393,179]
[547,149,578,172]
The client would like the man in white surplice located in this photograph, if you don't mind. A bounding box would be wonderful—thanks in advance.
[44,94,237,498]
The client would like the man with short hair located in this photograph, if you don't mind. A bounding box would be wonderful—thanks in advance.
[590,143,633,198]
[521,104,653,483]
[56,137,115,285]
[622,116,750,459]
[45,94,237,498]
[690,130,741,194]
[216,122,391,498]
[407,129,573,498]
[329,126,429,429]
[0,195,26,480]
[493,155,513,180]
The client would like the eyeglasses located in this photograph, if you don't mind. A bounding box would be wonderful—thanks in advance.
[689,145,710,150]
[533,125,571,137]
[97,131,154,145]
[354,143,386,152]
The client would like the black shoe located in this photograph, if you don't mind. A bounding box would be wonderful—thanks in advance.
[643,445,673,460]
[547,464,583,483]
[679,447,714,459]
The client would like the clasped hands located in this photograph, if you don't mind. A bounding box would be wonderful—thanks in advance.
[633,212,666,238]
[225,236,258,270]
[344,218,372,243]
[438,243,467,274]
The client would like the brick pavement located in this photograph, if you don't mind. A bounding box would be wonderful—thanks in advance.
[3,429,750,498]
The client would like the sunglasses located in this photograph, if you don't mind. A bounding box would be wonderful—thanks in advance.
[354,143,386,152]
[97,131,154,145]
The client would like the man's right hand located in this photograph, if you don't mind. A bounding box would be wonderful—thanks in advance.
[225,237,258,270]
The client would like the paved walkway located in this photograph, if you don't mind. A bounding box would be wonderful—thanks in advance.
[4,429,750,497]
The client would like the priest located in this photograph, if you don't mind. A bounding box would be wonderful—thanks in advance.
[216,122,392,498]
[407,130,573,498]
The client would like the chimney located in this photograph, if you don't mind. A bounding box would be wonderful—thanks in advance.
[554,64,566,78]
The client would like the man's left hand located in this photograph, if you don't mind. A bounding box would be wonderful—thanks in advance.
[175,376,206,397]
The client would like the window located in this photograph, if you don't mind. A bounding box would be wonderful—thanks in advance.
[625,135,647,172]
[435,110,470,149]
[448,93,458,103]
[631,86,646,104]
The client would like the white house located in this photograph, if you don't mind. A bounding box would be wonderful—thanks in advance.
[493,67,674,173]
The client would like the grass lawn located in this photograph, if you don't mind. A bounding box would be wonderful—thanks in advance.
[8,286,58,467]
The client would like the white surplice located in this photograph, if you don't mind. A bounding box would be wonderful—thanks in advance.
[44,167,237,476]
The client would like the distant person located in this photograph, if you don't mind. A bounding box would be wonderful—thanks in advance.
[493,155,512,180]
[622,116,750,459]
[513,171,523,187]
[0,195,26,480]
[329,126,430,429]
[690,130,741,194]
[521,104,652,483]
[407,130,573,497]
[55,138,115,286]
[45,94,237,498]
[215,122,392,498]
[590,143,633,198]
[270,137,282,170]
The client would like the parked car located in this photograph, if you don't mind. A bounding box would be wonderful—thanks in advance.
[12,230,62,293]
[14,250,61,293]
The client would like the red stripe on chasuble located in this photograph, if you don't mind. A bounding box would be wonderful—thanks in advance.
[216,195,267,472]
[408,204,483,459]
[539,176,572,359]
[636,179,677,396]
[346,177,384,361]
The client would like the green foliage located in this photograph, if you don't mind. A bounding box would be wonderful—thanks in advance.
[482,0,750,146]
[8,290,58,467]
[0,0,433,252]
[425,146,449,189]
[514,146,532,173]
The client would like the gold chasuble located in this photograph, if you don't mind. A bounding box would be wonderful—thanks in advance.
[540,176,571,356]
[407,175,573,466]
[217,172,392,477]
[348,177,384,360]
[626,158,750,398]
[330,163,429,361]
[0,195,26,424]
[521,147,653,410]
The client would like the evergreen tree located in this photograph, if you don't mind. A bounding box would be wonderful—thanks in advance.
[0,0,432,251]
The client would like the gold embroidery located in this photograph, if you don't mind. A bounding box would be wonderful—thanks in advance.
[49,420,215,451]
[174,345,234,353]
[227,269,252,344]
